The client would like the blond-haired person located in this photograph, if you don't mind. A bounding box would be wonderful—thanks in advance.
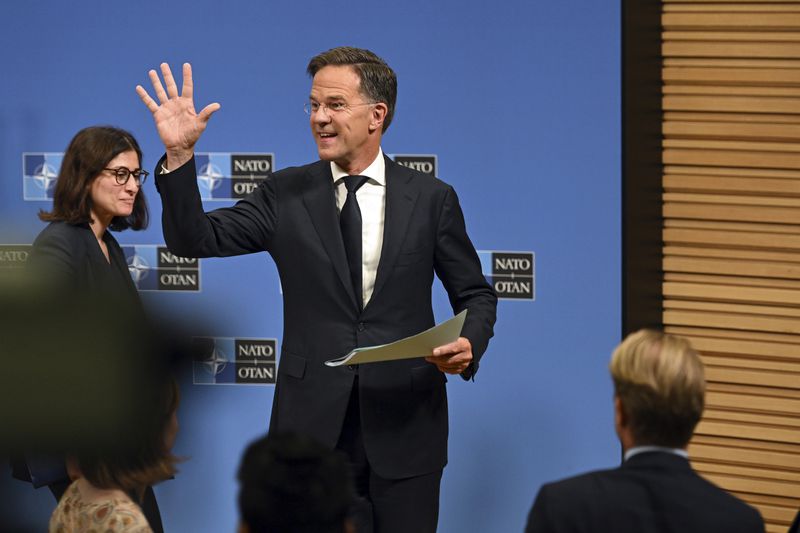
[525,330,764,533]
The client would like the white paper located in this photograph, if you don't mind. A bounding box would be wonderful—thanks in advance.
[324,310,468,367]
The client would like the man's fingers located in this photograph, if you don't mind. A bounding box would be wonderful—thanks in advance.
[161,63,179,99]
[425,352,469,374]
[433,362,468,374]
[433,337,472,356]
[426,353,468,366]
[181,63,193,100]
[428,336,472,374]
[135,85,159,114]
[198,102,221,123]
[148,69,169,104]
[432,341,462,357]
[432,344,454,357]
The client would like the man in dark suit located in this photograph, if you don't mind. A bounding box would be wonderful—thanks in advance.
[525,330,765,533]
[136,47,496,533]
[789,509,799,533]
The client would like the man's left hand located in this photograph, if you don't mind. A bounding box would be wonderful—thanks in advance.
[426,337,473,374]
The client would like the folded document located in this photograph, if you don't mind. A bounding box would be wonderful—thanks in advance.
[324,310,467,367]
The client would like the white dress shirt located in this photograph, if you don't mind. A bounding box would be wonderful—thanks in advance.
[331,148,386,307]
[623,445,689,462]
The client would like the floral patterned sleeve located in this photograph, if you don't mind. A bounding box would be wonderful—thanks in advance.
[49,481,153,532]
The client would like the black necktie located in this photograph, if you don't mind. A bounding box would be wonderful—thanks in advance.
[340,175,369,309]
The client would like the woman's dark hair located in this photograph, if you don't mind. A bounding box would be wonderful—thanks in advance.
[76,378,180,500]
[39,125,148,231]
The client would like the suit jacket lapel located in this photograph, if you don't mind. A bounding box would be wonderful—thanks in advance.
[80,225,106,266]
[371,157,419,304]
[302,162,359,310]
[104,232,139,298]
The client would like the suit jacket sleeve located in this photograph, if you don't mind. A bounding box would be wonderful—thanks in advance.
[155,156,277,258]
[789,509,800,533]
[28,224,79,280]
[433,186,497,379]
[525,484,556,533]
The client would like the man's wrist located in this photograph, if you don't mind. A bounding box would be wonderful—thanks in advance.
[165,150,194,172]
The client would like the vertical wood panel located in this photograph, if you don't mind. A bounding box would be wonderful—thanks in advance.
[662,2,800,530]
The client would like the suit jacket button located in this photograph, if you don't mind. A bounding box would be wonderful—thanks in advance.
[357,322,365,332]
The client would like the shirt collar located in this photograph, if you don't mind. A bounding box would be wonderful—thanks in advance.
[624,445,689,462]
[330,148,385,186]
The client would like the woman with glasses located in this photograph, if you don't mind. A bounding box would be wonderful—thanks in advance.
[11,126,167,532]
[32,125,149,289]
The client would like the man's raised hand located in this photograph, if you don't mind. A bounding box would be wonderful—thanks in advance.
[136,63,220,170]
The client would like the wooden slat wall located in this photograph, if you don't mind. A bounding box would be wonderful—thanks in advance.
[662,2,800,531]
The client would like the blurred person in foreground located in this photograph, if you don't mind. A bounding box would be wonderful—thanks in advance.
[525,329,765,533]
[8,125,167,531]
[49,379,180,532]
[237,432,355,533]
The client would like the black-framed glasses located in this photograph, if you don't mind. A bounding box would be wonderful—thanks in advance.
[303,101,375,115]
[104,167,149,185]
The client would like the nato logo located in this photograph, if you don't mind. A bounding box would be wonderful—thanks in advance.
[193,337,277,385]
[23,153,63,200]
[392,154,437,177]
[196,153,274,201]
[479,251,535,300]
[121,245,200,292]
[0,245,32,270]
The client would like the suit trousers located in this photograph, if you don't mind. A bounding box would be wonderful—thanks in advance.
[337,378,442,533]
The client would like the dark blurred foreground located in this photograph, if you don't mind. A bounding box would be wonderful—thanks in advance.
[0,275,208,458]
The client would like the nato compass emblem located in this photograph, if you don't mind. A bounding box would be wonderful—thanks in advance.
[204,346,229,376]
[24,153,63,200]
[193,338,237,385]
[127,253,150,285]
[197,162,224,194]
[33,163,58,191]
[195,153,229,200]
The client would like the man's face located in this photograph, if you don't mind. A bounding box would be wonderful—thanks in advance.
[309,65,382,173]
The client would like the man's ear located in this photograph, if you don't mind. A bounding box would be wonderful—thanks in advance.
[237,522,250,533]
[614,395,628,436]
[614,395,625,426]
[614,394,637,452]
[369,103,388,132]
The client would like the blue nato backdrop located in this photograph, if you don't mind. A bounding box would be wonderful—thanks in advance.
[0,1,620,531]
